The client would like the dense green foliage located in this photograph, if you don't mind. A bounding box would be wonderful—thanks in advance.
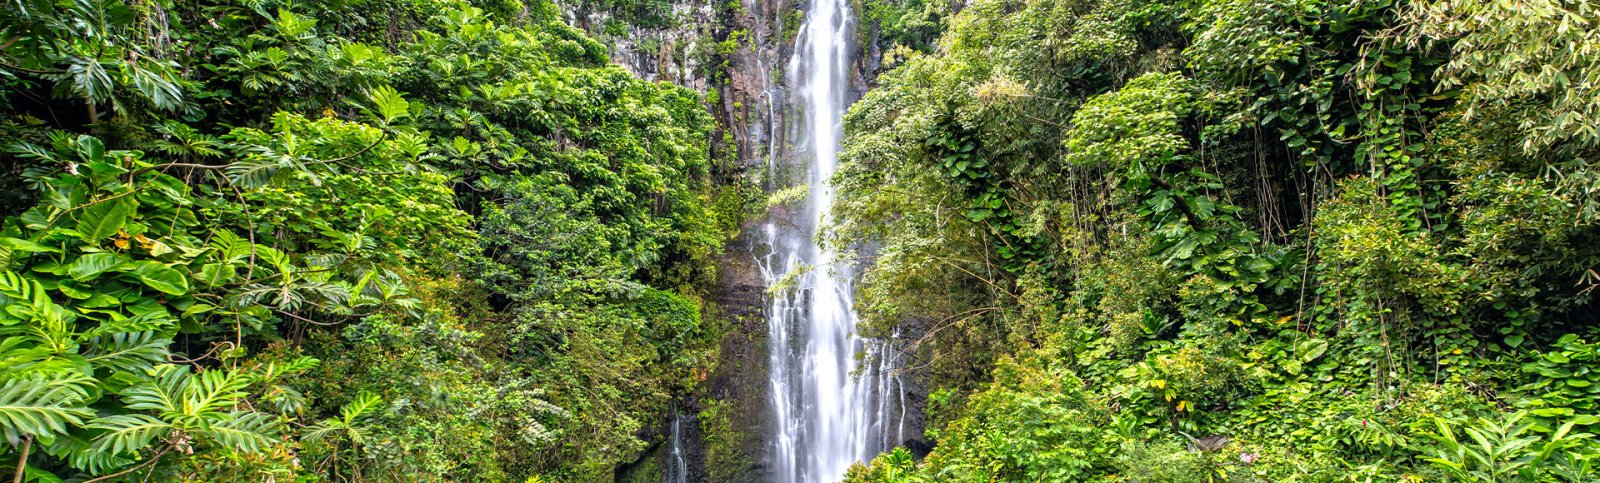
[841,0,1600,481]
[0,0,742,481]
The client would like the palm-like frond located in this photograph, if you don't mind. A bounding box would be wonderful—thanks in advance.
[0,374,95,445]
[87,414,173,456]
[0,338,69,379]
[182,369,252,417]
[121,365,188,413]
[212,230,256,264]
[200,411,279,452]
[339,391,382,424]
[80,310,176,338]
[0,270,49,313]
[299,419,347,444]
[85,331,172,374]
[46,431,133,474]
[303,391,381,445]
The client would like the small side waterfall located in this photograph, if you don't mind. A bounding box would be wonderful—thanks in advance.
[665,403,688,483]
[760,0,905,480]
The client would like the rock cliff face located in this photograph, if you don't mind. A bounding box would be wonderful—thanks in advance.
[564,0,784,169]
[562,0,903,480]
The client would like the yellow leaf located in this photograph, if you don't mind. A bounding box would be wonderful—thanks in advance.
[1275,315,1294,325]
[1176,400,1188,412]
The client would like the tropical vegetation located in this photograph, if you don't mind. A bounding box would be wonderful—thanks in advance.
[840,0,1600,481]
[1,0,747,480]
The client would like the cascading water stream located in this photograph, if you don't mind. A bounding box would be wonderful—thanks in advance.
[760,0,904,480]
[665,403,688,483]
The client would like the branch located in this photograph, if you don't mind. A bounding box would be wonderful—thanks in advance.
[131,162,227,177]
[1147,173,1204,229]
[82,445,174,483]
[314,131,387,168]
[0,59,62,75]
[272,307,342,326]
[12,435,30,483]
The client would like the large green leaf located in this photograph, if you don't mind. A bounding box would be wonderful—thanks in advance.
[196,262,236,287]
[68,252,130,281]
[74,135,105,162]
[73,198,134,242]
[129,261,189,295]
[0,270,47,304]
[0,237,61,254]
[340,390,382,424]
[46,431,132,474]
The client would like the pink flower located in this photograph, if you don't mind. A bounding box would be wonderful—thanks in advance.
[1240,452,1258,464]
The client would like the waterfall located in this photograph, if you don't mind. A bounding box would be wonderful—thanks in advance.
[760,0,904,480]
[666,403,688,483]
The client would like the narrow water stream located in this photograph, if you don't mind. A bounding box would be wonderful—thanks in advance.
[760,0,904,480]
[666,403,688,483]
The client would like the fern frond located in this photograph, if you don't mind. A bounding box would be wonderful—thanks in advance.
[0,270,47,307]
[211,230,255,263]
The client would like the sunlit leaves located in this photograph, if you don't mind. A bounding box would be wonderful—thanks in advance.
[72,199,134,243]
[368,85,410,123]
[1410,0,1600,151]
[60,57,114,104]
[303,391,381,445]
[1064,72,1196,171]
[268,8,317,38]
[85,365,281,460]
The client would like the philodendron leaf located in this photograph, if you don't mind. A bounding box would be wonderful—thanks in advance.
[197,263,236,287]
[1297,338,1330,363]
[129,261,189,295]
[73,198,134,242]
[68,252,130,281]
[75,135,105,162]
[0,237,61,254]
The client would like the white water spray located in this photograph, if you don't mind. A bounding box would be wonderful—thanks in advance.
[761,0,904,480]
